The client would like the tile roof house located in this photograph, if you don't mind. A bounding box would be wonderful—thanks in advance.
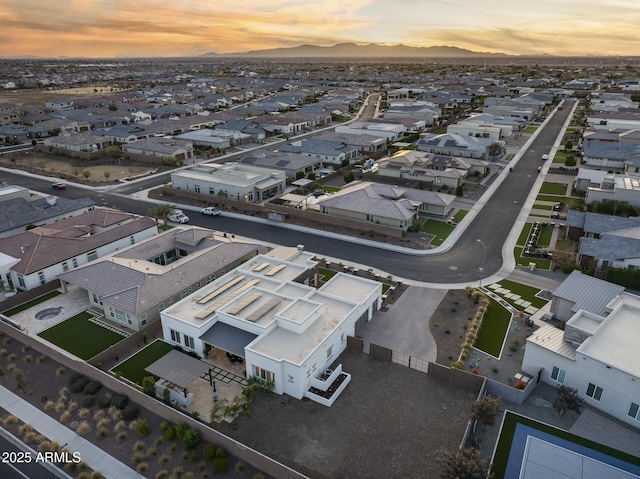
[59,227,264,331]
[0,207,158,292]
[415,133,493,159]
[121,137,194,161]
[317,181,455,230]
[238,151,322,179]
[280,138,359,166]
[0,186,95,239]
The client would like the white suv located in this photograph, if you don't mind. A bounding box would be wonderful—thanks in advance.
[168,211,189,224]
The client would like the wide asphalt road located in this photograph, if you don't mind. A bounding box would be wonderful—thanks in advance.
[0,431,66,479]
[0,100,574,283]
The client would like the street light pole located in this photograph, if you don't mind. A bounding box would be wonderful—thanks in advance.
[477,239,486,289]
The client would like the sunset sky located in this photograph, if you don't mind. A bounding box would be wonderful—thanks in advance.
[2,0,640,58]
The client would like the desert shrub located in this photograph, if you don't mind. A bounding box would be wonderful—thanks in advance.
[182,428,200,450]
[155,471,169,479]
[98,394,113,408]
[18,424,33,437]
[216,447,226,458]
[96,418,110,430]
[161,421,177,440]
[83,381,102,395]
[96,427,109,439]
[76,421,91,436]
[133,440,146,453]
[116,431,128,443]
[174,422,189,440]
[121,404,139,420]
[137,463,149,474]
[235,461,246,473]
[60,411,71,424]
[93,410,106,422]
[136,419,150,437]
[90,472,104,479]
[108,406,121,422]
[188,450,199,462]
[70,375,90,393]
[56,367,65,376]
[43,400,55,412]
[36,355,46,364]
[158,454,171,465]
[130,452,145,465]
[82,394,95,408]
[214,457,229,474]
[114,420,127,432]
[111,394,128,410]
[203,443,216,461]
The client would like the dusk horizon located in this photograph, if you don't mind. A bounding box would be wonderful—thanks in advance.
[3,0,640,58]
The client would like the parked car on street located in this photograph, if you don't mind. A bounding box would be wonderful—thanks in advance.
[201,207,221,216]
[168,211,189,224]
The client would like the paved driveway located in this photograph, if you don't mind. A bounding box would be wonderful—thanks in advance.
[357,286,445,362]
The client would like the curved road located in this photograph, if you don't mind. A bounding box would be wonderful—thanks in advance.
[0,100,574,284]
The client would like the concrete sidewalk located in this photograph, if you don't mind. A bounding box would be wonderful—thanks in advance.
[0,385,144,479]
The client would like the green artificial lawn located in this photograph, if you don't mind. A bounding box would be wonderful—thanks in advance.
[38,311,124,360]
[112,340,173,384]
[505,153,515,162]
[513,247,551,270]
[491,412,640,479]
[492,279,549,309]
[517,224,532,246]
[535,195,564,203]
[539,182,567,195]
[421,219,455,245]
[553,151,571,163]
[522,125,538,133]
[473,297,512,358]
[382,284,391,294]
[322,185,341,193]
[319,268,338,281]
[537,227,553,247]
[532,203,553,210]
[1,291,62,317]
[453,209,469,222]
[529,214,550,218]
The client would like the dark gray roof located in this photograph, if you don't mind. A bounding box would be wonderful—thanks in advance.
[580,230,640,260]
[199,321,257,357]
[145,349,212,388]
[60,238,261,315]
[583,140,640,160]
[0,196,95,234]
[552,270,624,317]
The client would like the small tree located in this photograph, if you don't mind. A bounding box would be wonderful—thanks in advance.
[307,172,316,181]
[565,140,573,150]
[470,394,502,431]
[564,155,577,167]
[440,447,490,479]
[295,171,305,180]
[343,172,355,183]
[82,170,91,179]
[141,376,156,398]
[487,141,503,158]
[554,385,582,417]
[148,204,178,226]
[455,185,463,196]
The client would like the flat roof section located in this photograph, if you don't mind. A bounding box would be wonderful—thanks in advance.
[527,325,576,360]
[248,291,355,365]
[220,289,291,327]
[320,272,380,303]
[578,303,640,376]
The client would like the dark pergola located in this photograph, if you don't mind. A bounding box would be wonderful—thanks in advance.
[145,350,213,398]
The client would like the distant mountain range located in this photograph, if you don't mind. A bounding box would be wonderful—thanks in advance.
[200,42,508,58]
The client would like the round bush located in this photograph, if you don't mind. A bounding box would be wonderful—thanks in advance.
[83,381,102,395]
[214,457,228,474]
[82,394,95,408]
[70,376,90,393]
[98,393,112,408]
[111,394,129,410]
[121,404,139,421]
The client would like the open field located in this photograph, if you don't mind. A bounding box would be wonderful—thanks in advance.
[0,86,131,106]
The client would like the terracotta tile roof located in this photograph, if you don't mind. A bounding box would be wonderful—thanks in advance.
[0,207,157,275]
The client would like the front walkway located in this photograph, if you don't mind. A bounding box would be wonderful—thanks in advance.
[0,385,144,479]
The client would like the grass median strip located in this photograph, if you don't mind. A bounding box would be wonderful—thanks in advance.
[473,297,512,358]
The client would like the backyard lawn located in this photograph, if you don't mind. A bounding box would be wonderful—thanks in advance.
[319,267,338,281]
[522,125,538,133]
[491,279,549,309]
[422,219,455,246]
[473,297,512,358]
[553,151,571,163]
[111,340,173,384]
[539,182,568,195]
[535,194,565,202]
[1,291,62,317]
[322,185,341,193]
[532,203,553,210]
[38,311,125,360]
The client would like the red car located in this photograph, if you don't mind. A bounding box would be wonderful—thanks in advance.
[52,182,67,189]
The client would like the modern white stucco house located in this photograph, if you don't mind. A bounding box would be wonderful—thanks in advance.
[522,292,640,430]
[159,247,382,405]
[171,163,286,203]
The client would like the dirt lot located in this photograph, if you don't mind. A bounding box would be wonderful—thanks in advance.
[0,150,156,183]
[222,350,478,479]
[429,289,477,365]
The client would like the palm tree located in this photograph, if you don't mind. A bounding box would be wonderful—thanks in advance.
[148,203,177,226]
[487,141,503,159]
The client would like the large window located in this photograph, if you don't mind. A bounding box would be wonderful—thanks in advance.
[170,329,180,344]
[551,366,566,384]
[87,250,98,261]
[628,403,640,421]
[254,366,274,383]
[38,272,45,285]
[183,335,195,350]
[586,382,603,401]
[17,275,26,289]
